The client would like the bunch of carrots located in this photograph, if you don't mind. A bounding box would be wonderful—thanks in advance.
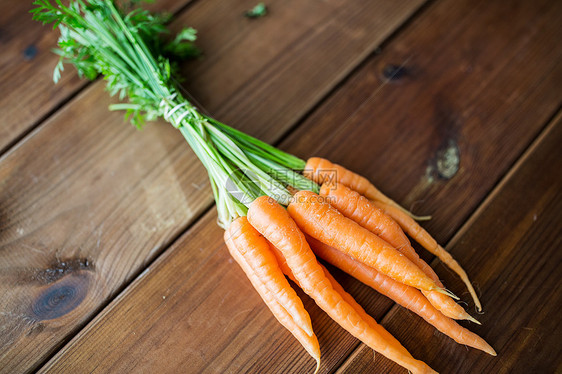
[226,158,495,374]
[33,1,495,373]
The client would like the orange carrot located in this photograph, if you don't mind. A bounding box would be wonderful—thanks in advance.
[321,265,414,358]
[308,236,496,356]
[372,200,482,312]
[321,183,477,323]
[269,244,412,358]
[248,196,437,374]
[287,190,443,293]
[304,157,430,220]
[224,223,321,371]
[227,217,314,336]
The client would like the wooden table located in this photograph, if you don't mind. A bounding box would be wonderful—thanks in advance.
[1,0,561,372]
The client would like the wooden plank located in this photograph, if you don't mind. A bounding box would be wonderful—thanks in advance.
[39,0,562,373]
[0,0,192,154]
[336,112,562,373]
[0,0,426,372]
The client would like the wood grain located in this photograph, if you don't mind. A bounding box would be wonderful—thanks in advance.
[0,0,193,154]
[0,0,426,372]
[0,0,83,153]
[39,0,562,373]
[336,111,562,373]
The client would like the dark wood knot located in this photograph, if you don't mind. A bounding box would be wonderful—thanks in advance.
[382,64,407,81]
[435,139,460,180]
[23,45,38,61]
[31,275,88,320]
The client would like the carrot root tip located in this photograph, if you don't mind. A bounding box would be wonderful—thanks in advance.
[313,358,321,374]
[434,287,459,300]
[465,314,482,325]
[410,214,432,221]
[481,342,497,356]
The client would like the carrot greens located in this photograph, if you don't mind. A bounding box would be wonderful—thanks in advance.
[32,0,318,228]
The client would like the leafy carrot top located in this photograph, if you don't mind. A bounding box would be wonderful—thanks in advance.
[32,0,318,228]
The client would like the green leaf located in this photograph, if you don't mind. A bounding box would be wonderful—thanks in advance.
[174,27,197,42]
[53,58,64,83]
[164,27,200,59]
[245,2,267,18]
